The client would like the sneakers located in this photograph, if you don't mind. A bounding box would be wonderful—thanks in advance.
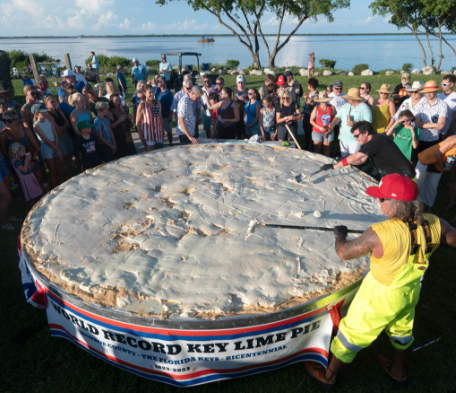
[304,361,336,391]
[1,223,15,231]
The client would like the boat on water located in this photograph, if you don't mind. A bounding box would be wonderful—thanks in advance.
[198,36,214,43]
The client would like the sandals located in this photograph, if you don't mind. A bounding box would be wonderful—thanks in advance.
[304,361,336,391]
[444,202,456,211]
[376,354,408,388]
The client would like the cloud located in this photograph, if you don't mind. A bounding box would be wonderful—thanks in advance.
[141,18,208,32]
[384,15,392,24]
[119,18,132,29]
[93,10,118,30]
[262,14,299,28]
[74,0,113,14]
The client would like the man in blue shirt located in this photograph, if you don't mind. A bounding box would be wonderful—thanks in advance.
[54,70,85,103]
[90,51,100,70]
[131,58,148,87]
[159,55,173,82]
[155,76,174,146]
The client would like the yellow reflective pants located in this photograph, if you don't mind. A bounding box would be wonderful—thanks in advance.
[331,262,425,364]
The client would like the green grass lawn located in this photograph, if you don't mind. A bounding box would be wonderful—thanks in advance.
[2,74,455,393]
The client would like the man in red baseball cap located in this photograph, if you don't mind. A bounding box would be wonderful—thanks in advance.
[276,74,297,105]
[305,174,456,390]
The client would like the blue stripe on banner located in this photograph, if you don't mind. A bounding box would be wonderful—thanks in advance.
[50,329,327,387]
[49,295,328,342]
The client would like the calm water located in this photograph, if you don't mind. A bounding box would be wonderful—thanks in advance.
[2,35,456,71]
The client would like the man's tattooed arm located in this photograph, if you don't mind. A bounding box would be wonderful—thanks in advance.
[335,227,381,260]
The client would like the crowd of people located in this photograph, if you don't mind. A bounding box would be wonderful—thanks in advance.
[1,56,456,234]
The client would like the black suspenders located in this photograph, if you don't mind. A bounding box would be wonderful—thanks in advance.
[403,219,434,257]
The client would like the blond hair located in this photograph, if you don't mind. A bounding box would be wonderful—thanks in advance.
[23,85,36,95]
[105,81,119,96]
[3,107,19,120]
[36,76,48,84]
[8,142,25,161]
[44,95,56,104]
[68,92,84,106]
[136,80,146,90]
[95,101,109,111]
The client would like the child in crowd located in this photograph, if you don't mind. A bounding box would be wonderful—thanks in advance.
[259,95,277,141]
[94,102,117,162]
[134,89,146,118]
[76,120,101,171]
[9,142,42,209]
[136,85,164,151]
[32,104,62,190]
[386,110,420,163]
[208,92,219,138]
[131,80,147,124]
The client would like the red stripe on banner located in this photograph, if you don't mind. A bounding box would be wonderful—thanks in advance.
[47,291,327,336]
[49,323,328,381]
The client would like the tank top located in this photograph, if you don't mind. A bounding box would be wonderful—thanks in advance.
[262,106,275,127]
[34,118,55,142]
[313,105,334,133]
[245,100,260,125]
[217,101,236,128]
[141,102,163,142]
[75,109,92,124]
[5,132,33,150]
[369,214,441,287]
[49,110,66,127]
[371,100,391,134]
[278,103,297,132]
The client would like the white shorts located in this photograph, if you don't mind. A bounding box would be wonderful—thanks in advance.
[339,140,360,158]
[146,140,164,146]
[415,161,443,207]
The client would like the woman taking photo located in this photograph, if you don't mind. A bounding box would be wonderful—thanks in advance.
[0,108,43,191]
[109,94,137,158]
[69,93,93,136]
[206,87,240,140]
[309,92,336,156]
[45,95,74,181]
[276,91,302,143]
[244,88,261,137]
[372,84,396,134]
[359,82,374,107]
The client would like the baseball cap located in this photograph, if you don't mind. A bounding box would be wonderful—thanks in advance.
[31,104,49,114]
[161,54,166,59]
[132,58,139,63]
[236,75,245,83]
[284,70,293,77]
[402,72,410,79]
[61,69,76,77]
[333,80,343,87]
[366,174,418,202]
[74,65,81,69]
[77,120,95,131]
[276,75,285,86]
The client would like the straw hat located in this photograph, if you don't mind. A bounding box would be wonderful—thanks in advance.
[315,92,332,103]
[344,88,363,101]
[377,84,392,94]
[0,84,13,98]
[406,81,424,92]
[419,80,440,93]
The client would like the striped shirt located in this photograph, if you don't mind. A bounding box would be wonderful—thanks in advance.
[141,102,164,142]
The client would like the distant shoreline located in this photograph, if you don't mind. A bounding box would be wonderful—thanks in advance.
[1,33,455,39]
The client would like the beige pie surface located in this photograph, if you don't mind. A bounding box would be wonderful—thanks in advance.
[22,144,384,318]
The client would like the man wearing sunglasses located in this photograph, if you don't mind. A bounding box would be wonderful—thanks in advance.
[437,74,456,138]
[20,85,42,136]
[201,74,216,138]
[214,77,224,94]
[321,121,415,179]
[305,173,456,390]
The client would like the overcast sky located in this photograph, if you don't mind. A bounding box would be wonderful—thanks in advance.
[1,0,398,36]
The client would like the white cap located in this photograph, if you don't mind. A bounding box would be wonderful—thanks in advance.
[236,75,245,83]
[117,65,123,69]
[61,69,76,77]
[132,58,139,63]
